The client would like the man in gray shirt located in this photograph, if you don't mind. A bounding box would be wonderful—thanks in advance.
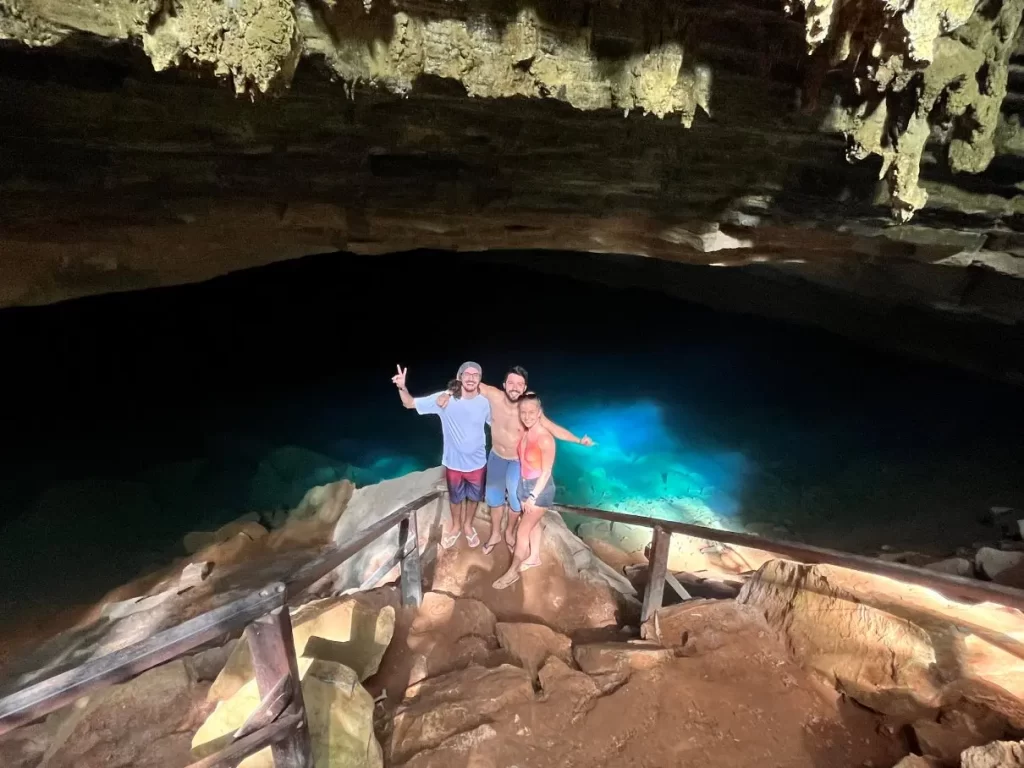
[393,361,491,549]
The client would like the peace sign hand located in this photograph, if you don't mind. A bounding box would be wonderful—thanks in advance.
[392,364,408,389]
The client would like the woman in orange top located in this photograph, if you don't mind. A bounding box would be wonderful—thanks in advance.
[493,392,557,589]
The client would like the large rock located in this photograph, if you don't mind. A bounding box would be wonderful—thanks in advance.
[961,740,1024,768]
[640,598,776,654]
[183,514,267,555]
[390,664,534,764]
[495,622,573,680]
[572,642,677,677]
[39,659,204,768]
[209,596,395,701]
[405,592,502,685]
[575,518,776,578]
[329,468,449,593]
[738,560,1024,721]
[193,657,382,768]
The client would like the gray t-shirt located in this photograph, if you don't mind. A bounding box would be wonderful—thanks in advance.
[414,391,491,472]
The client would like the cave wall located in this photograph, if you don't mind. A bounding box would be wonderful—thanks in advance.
[0,0,1022,369]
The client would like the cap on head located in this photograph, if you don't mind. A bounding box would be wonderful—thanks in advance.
[458,361,482,377]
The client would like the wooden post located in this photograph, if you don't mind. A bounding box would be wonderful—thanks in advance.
[245,595,314,768]
[399,511,423,607]
[641,525,671,624]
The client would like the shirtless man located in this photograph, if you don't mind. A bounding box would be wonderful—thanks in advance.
[437,366,593,554]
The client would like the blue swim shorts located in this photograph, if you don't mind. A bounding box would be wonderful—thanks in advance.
[484,450,522,513]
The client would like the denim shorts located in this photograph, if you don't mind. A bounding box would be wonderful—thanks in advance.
[517,476,555,508]
[485,450,522,512]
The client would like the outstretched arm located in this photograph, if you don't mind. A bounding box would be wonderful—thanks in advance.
[541,414,594,446]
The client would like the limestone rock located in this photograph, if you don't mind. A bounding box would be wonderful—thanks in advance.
[405,593,501,685]
[961,740,1024,768]
[0,718,56,768]
[537,656,601,717]
[925,557,975,577]
[495,622,572,680]
[976,547,1024,580]
[640,598,776,654]
[193,657,382,768]
[330,468,449,594]
[738,559,1024,721]
[42,659,202,768]
[209,597,395,701]
[409,592,496,639]
[892,756,944,768]
[184,639,239,683]
[572,641,676,677]
[391,664,534,764]
[183,515,267,555]
[913,706,1014,764]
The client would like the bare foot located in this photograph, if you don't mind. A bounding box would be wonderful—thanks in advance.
[519,557,542,573]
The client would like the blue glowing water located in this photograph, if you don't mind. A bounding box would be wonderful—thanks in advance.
[1,250,1022,622]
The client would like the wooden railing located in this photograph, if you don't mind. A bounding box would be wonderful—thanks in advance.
[555,503,1024,620]
[0,490,442,768]
[5,488,1024,768]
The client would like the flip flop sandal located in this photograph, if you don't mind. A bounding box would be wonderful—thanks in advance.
[492,572,521,590]
[466,529,480,548]
[518,560,542,573]
[441,531,461,550]
[482,541,498,555]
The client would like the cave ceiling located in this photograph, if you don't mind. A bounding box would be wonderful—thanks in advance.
[0,0,1023,339]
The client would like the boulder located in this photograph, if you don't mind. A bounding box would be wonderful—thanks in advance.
[913,705,1017,764]
[892,757,944,768]
[537,656,601,717]
[330,468,449,594]
[183,515,267,555]
[0,718,57,768]
[961,740,1024,767]
[640,598,776,654]
[390,664,534,764]
[209,596,395,701]
[925,558,974,577]
[572,641,677,676]
[193,657,381,768]
[738,560,1024,721]
[184,639,239,683]
[40,659,203,768]
[404,592,502,685]
[495,622,573,680]
[976,548,1024,581]
[576,518,775,577]
[540,513,638,600]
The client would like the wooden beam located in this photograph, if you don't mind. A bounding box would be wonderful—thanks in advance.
[557,503,1024,612]
[287,491,441,598]
[185,711,303,768]
[246,604,314,768]
[641,526,671,623]
[665,571,693,601]
[0,583,286,737]
[399,510,423,607]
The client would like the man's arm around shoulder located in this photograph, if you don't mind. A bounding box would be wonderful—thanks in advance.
[541,414,595,446]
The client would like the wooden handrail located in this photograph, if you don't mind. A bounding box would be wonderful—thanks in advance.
[0,488,442,767]
[557,502,1024,613]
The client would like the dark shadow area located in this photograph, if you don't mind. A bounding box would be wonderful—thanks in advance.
[0,248,1022,638]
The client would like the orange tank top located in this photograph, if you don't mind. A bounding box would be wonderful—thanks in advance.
[518,431,544,479]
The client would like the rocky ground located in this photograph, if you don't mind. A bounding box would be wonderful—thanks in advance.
[4,469,1024,767]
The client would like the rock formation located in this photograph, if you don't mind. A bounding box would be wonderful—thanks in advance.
[0,0,1022,376]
